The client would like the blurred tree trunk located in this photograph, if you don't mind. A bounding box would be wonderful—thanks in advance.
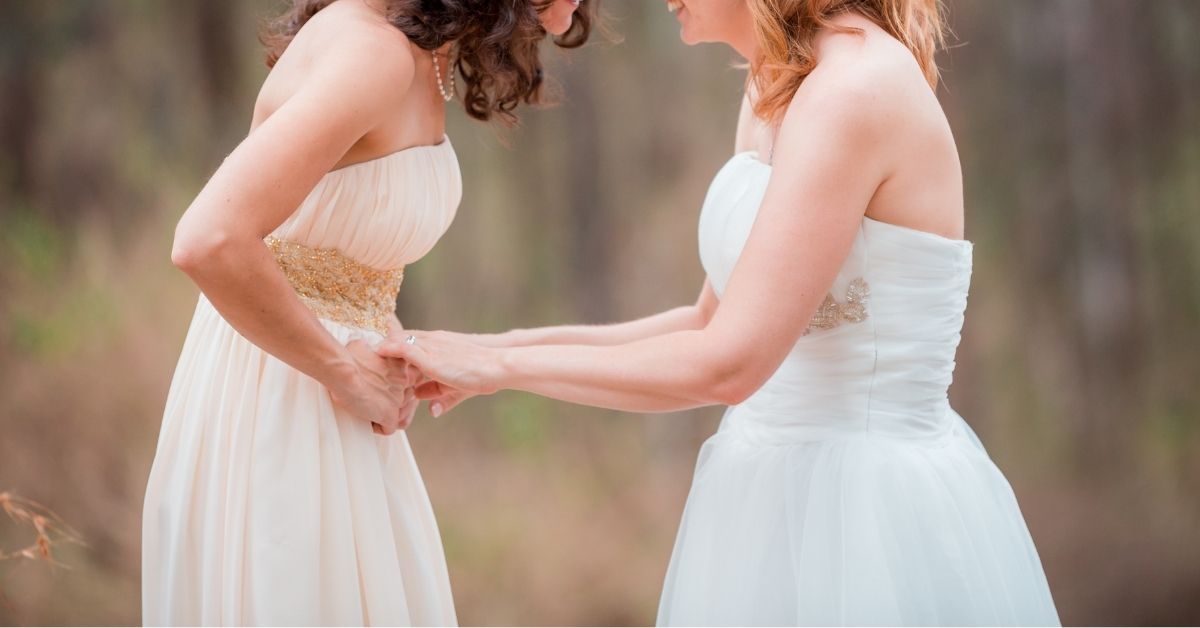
[0,2,43,211]
[192,0,242,132]
[562,60,614,321]
[1060,0,1145,471]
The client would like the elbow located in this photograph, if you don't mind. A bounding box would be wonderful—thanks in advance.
[709,376,761,407]
[696,346,770,407]
[170,238,200,271]
[695,302,717,328]
[171,224,234,274]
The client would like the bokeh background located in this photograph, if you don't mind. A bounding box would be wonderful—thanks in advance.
[2,0,1199,624]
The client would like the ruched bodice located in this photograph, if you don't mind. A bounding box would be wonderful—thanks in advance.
[270,136,462,269]
[698,151,975,441]
[660,150,1057,626]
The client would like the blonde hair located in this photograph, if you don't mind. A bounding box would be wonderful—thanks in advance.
[746,0,946,123]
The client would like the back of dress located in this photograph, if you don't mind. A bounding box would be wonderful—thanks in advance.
[658,150,1059,625]
[143,137,463,626]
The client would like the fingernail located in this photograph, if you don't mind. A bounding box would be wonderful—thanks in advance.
[431,402,443,418]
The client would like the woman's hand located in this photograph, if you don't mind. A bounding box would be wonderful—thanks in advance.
[376,331,505,402]
[382,324,477,417]
[414,380,475,418]
[327,339,419,435]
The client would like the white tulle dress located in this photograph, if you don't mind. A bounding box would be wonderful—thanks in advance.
[656,151,1060,626]
[142,137,461,625]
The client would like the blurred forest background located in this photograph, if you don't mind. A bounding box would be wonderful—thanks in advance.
[2,0,1199,624]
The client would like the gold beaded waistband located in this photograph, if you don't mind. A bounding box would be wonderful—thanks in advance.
[265,235,404,335]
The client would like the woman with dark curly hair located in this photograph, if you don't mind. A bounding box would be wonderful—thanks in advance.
[141,0,593,624]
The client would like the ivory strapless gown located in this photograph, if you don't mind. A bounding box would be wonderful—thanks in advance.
[657,152,1060,626]
[142,137,461,625]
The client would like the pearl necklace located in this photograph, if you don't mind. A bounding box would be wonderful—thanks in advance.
[431,50,454,102]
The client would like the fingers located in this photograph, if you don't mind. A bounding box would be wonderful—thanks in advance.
[341,335,426,437]
[375,346,421,388]
[405,361,423,386]
[412,380,470,417]
[376,332,421,359]
[383,358,413,388]
[430,391,469,417]
[372,330,483,422]
[371,416,401,436]
[370,385,419,436]
[388,359,422,389]
[414,380,447,399]
[396,394,419,431]
[377,334,456,392]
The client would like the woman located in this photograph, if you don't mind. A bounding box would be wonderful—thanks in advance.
[141,0,593,624]
[380,0,1061,624]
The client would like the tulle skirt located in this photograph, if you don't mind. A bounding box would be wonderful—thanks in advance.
[657,406,1059,626]
[142,293,456,625]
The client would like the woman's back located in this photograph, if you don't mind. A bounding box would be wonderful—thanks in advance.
[803,12,965,241]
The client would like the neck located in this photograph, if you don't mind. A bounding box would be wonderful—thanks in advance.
[360,0,389,15]
[727,23,759,64]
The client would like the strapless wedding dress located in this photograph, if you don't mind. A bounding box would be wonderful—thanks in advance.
[657,152,1060,626]
[142,138,461,625]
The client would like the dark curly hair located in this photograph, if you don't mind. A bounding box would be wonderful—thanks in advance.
[259,0,599,125]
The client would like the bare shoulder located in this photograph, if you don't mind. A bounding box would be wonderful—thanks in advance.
[782,63,893,144]
[783,37,928,145]
[784,25,962,237]
[290,1,417,101]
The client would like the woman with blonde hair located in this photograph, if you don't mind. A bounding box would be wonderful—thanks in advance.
[381,0,1060,624]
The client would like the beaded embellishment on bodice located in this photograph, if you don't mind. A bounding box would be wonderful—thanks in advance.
[803,277,871,335]
[265,235,403,335]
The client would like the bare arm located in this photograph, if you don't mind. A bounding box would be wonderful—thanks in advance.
[468,280,718,347]
[383,69,893,413]
[172,32,418,429]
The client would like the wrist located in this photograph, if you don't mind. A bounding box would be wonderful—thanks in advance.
[469,329,523,348]
[319,350,360,394]
[497,328,536,347]
[487,346,518,392]
[386,314,404,339]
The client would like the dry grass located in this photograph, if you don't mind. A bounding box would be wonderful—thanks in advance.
[0,491,84,565]
[0,491,85,610]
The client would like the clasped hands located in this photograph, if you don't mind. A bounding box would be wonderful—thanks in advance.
[332,323,496,436]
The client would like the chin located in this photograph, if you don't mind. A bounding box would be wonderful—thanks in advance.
[542,14,572,36]
[548,20,572,36]
[542,1,577,37]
